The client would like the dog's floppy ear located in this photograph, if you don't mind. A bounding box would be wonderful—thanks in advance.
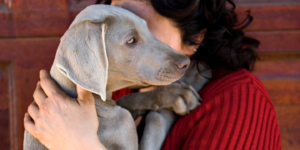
[55,14,111,101]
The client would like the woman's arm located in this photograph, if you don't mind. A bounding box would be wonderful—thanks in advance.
[24,70,107,150]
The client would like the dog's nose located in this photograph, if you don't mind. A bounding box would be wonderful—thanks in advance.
[175,57,190,71]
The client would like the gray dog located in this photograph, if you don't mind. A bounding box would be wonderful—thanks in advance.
[23,5,196,150]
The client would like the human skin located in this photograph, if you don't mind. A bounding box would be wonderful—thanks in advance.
[24,0,206,149]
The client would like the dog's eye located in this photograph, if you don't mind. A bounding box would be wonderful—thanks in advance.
[127,37,136,44]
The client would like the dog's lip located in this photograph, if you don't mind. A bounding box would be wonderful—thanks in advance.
[135,73,183,86]
[157,72,183,82]
[141,81,153,86]
[142,77,180,86]
[158,74,180,81]
[141,81,148,85]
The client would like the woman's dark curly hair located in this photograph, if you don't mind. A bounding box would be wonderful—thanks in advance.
[96,0,260,78]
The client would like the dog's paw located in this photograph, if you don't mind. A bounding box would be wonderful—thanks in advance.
[154,81,201,115]
[171,82,201,115]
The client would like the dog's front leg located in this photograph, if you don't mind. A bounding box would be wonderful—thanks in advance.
[117,82,201,116]
[95,98,138,150]
[139,109,177,150]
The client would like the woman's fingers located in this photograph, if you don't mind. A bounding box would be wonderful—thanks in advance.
[39,70,64,97]
[76,85,95,105]
[27,101,39,121]
[33,82,47,106]
[24,113,35,135]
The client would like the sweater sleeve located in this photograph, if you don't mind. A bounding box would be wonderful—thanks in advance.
[162,83,281,150]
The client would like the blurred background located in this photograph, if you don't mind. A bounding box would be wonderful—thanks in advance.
[0,0,299,149]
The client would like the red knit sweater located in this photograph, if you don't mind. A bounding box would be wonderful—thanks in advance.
[112,69,282,150]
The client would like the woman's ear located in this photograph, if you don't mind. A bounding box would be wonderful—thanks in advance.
[194,28,207,44]
[185,28,207,55]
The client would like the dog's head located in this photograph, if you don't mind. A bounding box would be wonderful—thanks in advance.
[55,5,190,100]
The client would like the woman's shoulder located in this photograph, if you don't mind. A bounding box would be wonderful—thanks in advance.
[162,69,281,150]
[199,69,270,101]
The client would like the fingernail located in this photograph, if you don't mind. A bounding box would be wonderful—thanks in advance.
[37,81,40,85]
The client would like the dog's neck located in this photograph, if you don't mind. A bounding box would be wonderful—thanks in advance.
[106,79,136,94]
[50,65,135,101]
[50,66,80,98]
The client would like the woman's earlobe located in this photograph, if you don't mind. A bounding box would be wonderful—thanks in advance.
[193,48,198,52]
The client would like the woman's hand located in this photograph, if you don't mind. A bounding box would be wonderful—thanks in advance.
[24,70,106,150]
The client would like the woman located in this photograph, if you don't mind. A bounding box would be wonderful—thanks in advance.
[24,0,282,149]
